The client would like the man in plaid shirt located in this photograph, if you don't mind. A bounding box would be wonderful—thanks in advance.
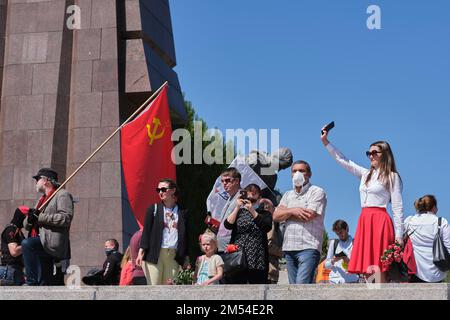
[274,160,327,284]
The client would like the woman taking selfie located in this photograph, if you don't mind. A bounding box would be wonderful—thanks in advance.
[320,125,404,283]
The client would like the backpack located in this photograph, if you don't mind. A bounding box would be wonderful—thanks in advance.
[333,239,339,255]
[433,217,450,271]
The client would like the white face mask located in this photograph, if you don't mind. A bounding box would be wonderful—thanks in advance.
[292,171,305,188]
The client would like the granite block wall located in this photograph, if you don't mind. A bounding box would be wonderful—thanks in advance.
[0,0,186,273]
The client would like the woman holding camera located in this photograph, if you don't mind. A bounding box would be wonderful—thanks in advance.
[224,184,272,284]
[321,126,404,283]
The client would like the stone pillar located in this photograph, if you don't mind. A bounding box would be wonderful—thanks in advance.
[64,0,122,272]
[0,0,69,223]
[0,0,186,274]
[0,0,6,105]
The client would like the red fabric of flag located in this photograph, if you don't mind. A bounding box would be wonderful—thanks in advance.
[121,86,176,227]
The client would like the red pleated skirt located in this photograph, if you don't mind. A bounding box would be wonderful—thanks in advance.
[348,207,395,274]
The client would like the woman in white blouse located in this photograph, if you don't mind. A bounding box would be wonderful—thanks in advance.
[406,195,450,283]
[320,126,404,283]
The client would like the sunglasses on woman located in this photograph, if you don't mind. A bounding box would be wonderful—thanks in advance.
[366,150,382,158]
[156,187,172,193]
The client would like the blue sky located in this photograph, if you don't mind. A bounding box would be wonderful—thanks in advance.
[170,0,450,236]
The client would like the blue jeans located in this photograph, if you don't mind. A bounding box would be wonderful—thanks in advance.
[284,249,320,284]
[0,265,24,285]
[21,237,54,286]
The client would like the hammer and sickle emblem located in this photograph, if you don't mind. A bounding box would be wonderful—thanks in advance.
[146,117,165,145]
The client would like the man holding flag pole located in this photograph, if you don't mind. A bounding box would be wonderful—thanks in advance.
[23,82,178,284]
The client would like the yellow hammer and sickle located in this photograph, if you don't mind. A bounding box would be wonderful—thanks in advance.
[146,117,165,145]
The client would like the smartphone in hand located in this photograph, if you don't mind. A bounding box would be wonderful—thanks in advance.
[321,121,335,135]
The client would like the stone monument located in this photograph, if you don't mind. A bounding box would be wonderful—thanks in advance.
[0,0,186,275]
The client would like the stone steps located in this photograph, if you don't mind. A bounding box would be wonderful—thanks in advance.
[0,283,448,300]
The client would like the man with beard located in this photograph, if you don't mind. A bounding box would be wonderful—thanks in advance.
[21,168,74,286]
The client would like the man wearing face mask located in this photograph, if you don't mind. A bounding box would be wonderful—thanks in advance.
[273,160,327,284]
[101,239,123,285]
[21,168,74,286]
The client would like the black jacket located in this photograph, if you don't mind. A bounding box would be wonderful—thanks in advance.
[140,203,189,266]
[101,250,123,285]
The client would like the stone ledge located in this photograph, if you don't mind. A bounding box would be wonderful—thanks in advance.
[0,284,448,300]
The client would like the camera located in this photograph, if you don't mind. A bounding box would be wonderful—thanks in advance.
[239,190,248,200]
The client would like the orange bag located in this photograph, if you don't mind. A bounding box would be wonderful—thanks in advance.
[315,260,331,283]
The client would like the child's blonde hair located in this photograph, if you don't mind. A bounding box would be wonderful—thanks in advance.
[199,230,218,253]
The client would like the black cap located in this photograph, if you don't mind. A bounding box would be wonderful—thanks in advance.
[11,207,28,228]
[32,168,58,181]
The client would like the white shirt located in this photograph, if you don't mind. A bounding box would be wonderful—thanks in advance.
[278,183,327,252]
[326,143,404,237]
[217,191,239,252]
[324,236,360,284]
[161,205,179,249]
[405,213,450,282]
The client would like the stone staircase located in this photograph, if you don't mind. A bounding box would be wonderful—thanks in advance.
[0,283,448,300]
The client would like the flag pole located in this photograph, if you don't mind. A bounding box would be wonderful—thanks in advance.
[38,81,169,211]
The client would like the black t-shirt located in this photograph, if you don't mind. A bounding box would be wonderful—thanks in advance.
[1,225,24,266]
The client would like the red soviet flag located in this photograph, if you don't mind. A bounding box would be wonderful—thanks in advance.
[121,86,176,227]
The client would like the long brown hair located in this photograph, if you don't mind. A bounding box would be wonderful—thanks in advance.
[120,247,131,269]
[365,141,402,190]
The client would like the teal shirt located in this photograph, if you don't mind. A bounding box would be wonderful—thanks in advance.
[196,260,209,284]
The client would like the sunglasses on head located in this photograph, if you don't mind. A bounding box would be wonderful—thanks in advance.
[366,150,382,158]
[156,187,172,193]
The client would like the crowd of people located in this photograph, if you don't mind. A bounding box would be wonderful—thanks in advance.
[1,126,450,286]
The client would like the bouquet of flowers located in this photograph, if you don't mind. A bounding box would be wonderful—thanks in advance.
[381,241,408,282]
[381,241,404,268]
[171,266,194,285]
